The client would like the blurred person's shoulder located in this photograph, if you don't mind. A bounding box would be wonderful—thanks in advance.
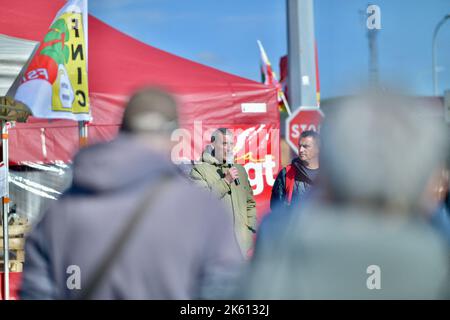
[294,204,448,247]
[288,205,449,298]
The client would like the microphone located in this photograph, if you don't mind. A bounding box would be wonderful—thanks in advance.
[226,156,240,186]
[233,167,240,186]
[227,164,240,186]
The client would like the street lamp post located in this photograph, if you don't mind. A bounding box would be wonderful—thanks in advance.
[432,14,450,96]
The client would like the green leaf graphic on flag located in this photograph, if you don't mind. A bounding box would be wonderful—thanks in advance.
[41,18,70,65]
[43,31,61,42]
[50,19,70,42]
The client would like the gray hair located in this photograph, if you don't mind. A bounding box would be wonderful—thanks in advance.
[320,92,449,211]
[120,88,178,134]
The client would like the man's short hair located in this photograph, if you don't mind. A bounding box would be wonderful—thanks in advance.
[120,88,178,134]
[299,130,320,146]
[211,128,232,143]
[300,130,319,139]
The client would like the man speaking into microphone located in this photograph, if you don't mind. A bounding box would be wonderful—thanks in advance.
[190,128,256,258]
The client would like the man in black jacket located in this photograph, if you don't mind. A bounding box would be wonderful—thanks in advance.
[270,130,320,211]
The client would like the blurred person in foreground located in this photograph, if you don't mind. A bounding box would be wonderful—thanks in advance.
[190,128,257,258]
[20,88,243,299]
[238,92,450,299]
[429,165,450,246]
[270,130,320,211]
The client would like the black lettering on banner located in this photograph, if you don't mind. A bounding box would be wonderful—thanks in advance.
[77,67,82,85]
[71,44,84,61]
[76,90,86,107]
[72,18,80,37]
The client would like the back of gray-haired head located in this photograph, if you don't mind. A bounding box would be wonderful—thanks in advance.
[120,88,178,134]
[320,92,449,212]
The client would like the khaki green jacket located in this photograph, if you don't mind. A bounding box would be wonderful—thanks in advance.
[190,151,257,257]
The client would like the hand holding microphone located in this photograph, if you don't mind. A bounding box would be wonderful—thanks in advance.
[225,165,240,186]
[224,153,240,186]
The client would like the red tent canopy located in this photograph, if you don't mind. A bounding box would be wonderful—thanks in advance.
[0,2,280,297]
[1,0,279,164]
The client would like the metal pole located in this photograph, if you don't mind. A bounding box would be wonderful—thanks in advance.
[287,0,318,110]
[432,15,450,96]
[368,28,379,86]
[79,121,88,148]
[1,120,9,300]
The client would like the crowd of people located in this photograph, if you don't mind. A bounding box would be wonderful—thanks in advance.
[19,88,450,299]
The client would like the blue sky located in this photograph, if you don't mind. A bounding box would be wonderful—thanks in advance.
[89,0,450,99]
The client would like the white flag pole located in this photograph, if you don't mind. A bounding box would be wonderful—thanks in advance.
[280,91,292,116]
[79,0,89,148]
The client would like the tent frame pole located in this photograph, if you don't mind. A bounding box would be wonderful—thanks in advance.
[1,120,10,300]
[79,121,88,147]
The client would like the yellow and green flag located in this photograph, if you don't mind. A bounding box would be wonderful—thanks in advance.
[15,0,90,121]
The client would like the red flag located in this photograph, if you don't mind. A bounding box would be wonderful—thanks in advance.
[257,40,286,113]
